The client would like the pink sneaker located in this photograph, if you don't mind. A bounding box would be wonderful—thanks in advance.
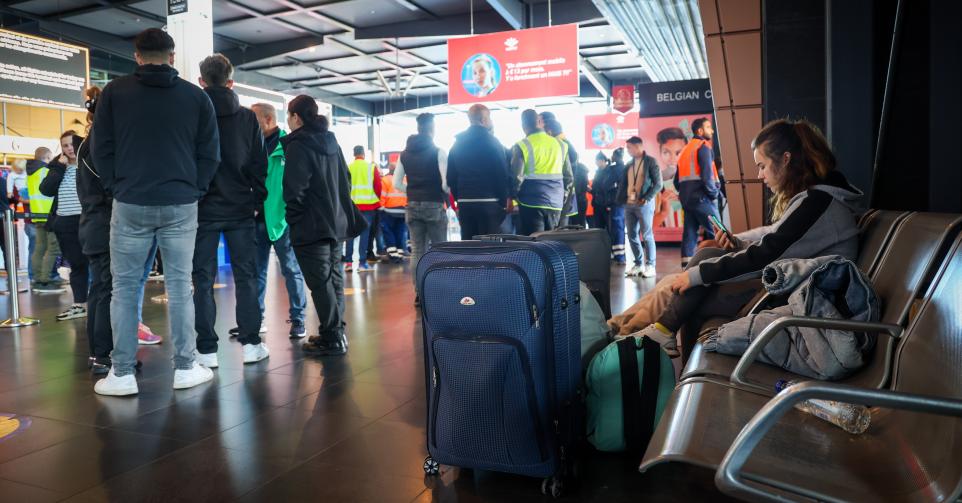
[138,323,162,345]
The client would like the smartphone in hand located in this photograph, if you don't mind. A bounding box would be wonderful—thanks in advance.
[709,214,734,242]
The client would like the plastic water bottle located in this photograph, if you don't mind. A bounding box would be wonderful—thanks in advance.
[774,380,871,434]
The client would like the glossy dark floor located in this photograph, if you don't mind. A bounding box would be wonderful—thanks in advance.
[0,247,732,502]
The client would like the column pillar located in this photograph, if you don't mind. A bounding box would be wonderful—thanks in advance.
[166,0,213,85]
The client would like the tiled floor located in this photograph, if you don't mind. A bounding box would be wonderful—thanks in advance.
[0,247,733,502]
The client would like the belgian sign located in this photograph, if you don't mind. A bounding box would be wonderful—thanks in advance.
[0,29,89,109]
[447,24,579,105]
[637,78,713,117]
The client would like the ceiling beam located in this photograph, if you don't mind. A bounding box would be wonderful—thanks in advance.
[356,10,510,39]
[580,60,610,98]
[485,0,525,30]
[356,0,603,39]
[43,0,146,21]
[233,69,373,116]
[221,36,323,67]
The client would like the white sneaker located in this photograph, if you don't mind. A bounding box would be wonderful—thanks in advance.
[94,369,138,396]
[243,343,270,364]
[626,265,643,277]
[194,351,219,369]
[173,362,214,390]
[642,265,657,278]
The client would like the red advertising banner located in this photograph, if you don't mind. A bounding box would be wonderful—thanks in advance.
[447,24,580,105]
[584,113,638,150]
[612,84,635,113]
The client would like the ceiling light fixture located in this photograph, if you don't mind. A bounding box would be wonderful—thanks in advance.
[590,0,707,82]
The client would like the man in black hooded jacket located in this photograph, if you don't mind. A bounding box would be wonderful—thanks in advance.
[191,54,268,368]
[91,28,220,396]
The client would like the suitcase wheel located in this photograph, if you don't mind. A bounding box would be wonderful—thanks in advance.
[542,476,564,498]
[423,456,440,476]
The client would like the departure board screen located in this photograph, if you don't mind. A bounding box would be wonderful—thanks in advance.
[0,29,89,109]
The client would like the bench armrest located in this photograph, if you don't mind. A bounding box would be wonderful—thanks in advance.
[715,381,962,503]
[729,316,903,394]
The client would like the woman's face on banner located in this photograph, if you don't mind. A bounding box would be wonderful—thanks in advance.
[659,138,685,169]
[473,60,490,89]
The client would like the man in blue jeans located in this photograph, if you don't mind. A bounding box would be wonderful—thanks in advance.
[249,102,307,339]
[91,28,220,396]
[395,113,448,306]
[676,117,721,267]
[621,136,663,278]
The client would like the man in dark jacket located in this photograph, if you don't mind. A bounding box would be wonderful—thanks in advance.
[91,28,220,396]
[621,136,663,277]
[191,54,268,368]
[395,113,448,300]
[282,95,355,356]
[607,147,628,264]
[590,152,609,230]
[447,104,510,240]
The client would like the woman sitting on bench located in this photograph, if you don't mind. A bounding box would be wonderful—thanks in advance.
[625,119,864,359]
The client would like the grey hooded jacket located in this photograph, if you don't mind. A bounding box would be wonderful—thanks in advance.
[689,171,863,287]
[704,255,880,380]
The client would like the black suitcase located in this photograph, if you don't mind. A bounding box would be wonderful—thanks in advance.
[533,226,612,319]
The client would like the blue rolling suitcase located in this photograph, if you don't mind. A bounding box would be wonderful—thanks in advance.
[417,238,581,497]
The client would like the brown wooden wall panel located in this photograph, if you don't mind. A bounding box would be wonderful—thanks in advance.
[700,0,765,232]
[731,106,763,180]
[699,0,721,35]
[714,108,742,179]
[744,181,766,229]
[725,181,750,233]
[717,0,761,32]
[723,32,762,107]
[705,35,731,108]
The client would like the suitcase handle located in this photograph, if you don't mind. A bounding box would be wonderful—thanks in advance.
[555,225,587,231]
[474,234,536,242]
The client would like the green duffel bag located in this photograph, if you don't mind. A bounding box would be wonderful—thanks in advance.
[585,336,676,453]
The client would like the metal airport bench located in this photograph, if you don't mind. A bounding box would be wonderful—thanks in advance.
[715,231,962,502]
[639,212,962,501]
[680,211,962,394]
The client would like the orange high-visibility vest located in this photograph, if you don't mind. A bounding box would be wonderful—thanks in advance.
[676,138,718,184]
[380,174,408,209]
[585,187,595,217]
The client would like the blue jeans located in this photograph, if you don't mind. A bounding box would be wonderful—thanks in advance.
[380,211,408,252]
[110,201,198,376]
[681,197,721,258]
[608,205,626,263]
[256,220,306,323]
[406,201,447,287]
[137,240,158,323]
[343,210,376,263]
[24,222,36,280]
[625,203,656,267]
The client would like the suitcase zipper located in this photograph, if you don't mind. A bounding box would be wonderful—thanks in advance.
[430,335,548,462]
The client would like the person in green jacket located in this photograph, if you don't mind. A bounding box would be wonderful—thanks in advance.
[248,103,308,339]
